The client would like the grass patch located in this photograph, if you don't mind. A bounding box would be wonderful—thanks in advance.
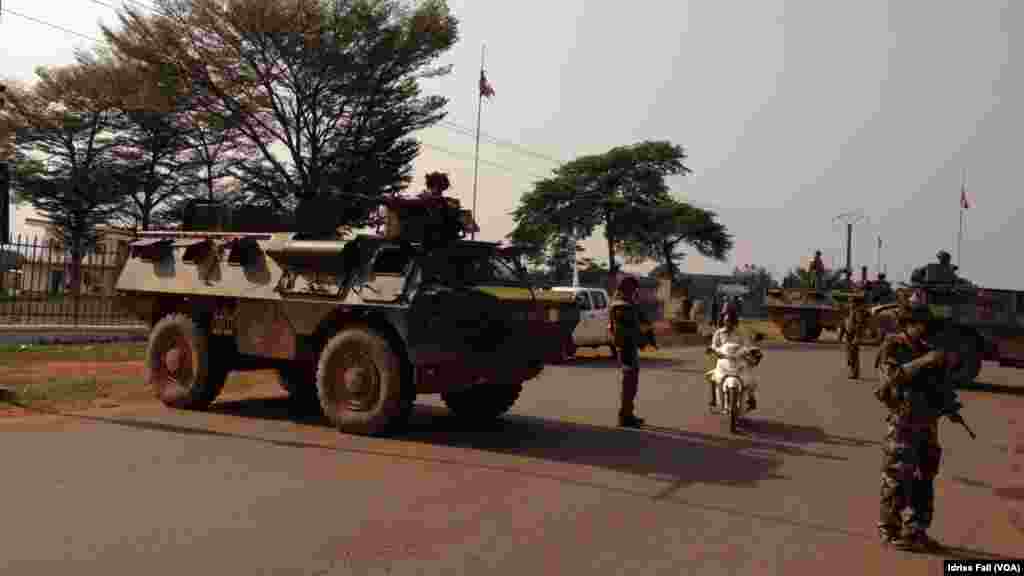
[0,342,146,366]
[6,375,140,410]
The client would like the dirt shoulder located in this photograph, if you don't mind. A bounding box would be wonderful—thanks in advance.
[0,342,269,417]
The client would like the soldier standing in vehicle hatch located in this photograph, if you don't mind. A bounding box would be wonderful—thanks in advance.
[609,275,655,427]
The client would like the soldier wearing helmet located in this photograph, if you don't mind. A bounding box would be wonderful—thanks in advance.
[608,275,655,427]
[844,297,870,379]
[872,298,957,551]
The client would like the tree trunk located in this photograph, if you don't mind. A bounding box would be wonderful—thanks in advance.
[70,235,84,325]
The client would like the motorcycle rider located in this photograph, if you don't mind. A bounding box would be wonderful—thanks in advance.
[706,306,757,412]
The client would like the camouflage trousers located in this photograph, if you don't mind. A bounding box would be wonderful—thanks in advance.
[618,345,640,418]
[879,421,942,537]
[846,341,860,378]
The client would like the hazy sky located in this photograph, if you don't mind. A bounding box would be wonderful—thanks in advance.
[2,1,1020,287]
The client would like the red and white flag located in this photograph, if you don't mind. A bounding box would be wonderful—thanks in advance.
[960,182,970,210]
[479,69,495,99]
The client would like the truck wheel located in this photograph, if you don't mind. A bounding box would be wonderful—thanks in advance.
[441,380,524,423]
[277,362,321,412]
[315,325,409,436]
[146,313,229,410]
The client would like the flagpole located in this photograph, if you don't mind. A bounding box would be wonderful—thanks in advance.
[471,44,485,241]
[876,235,882,279]
[957,168,965,270]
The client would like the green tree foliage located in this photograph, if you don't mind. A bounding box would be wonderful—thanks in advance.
[1,62,134,294]
[510,141,691,281]
[618,198,733,283]
[101,0,459,236]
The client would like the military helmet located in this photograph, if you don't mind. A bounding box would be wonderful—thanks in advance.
[937,250,952,263]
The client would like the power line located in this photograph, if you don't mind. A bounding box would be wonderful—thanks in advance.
[1,7,106,44]
[435,120,564,165]
[419,141,549,180]
[3,5,555,183]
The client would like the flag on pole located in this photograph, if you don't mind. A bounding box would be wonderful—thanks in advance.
[960,182,970,210]
[479,70,495,99]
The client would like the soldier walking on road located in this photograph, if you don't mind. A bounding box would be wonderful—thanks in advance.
[844,299,868,379]
[873,302,962,551]
[609,275,654,428]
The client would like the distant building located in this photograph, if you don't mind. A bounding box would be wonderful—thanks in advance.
[5,218,135,295]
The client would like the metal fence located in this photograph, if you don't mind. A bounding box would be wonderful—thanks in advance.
[0,235,141,326]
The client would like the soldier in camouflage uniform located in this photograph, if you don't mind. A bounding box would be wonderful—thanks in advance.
[873,302,958,551]
[609,275,655,427]
[844,299,869,379]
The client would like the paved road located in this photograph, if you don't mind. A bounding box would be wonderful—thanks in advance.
[1,342,1021,575]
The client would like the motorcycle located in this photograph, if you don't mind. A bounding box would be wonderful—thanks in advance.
[706,334,764,433]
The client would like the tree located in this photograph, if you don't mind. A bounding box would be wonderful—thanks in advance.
[510,141,690,287]
[733,264,777,290]
[2,62,134,296]
[618,198,733,283]
[102,0,459,236]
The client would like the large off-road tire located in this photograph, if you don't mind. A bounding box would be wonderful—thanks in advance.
[145,313,230,410]
[441,380,524,423]
[315,324,410,436]
[783,316,821,342]
[277,362,321,411]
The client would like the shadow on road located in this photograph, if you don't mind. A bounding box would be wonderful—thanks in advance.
[11,397,1018,556]
[955,380,1024,397]
[737,419,880,448]
[561,356,680,370]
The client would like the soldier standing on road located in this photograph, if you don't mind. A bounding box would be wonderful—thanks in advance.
[844,299,868,379]
[873,301,960,551]
[609,275,653,428]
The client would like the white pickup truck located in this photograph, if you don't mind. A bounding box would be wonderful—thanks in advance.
[548,286,617,361]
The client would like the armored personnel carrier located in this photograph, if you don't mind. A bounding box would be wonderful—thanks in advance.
[115,194,578,436]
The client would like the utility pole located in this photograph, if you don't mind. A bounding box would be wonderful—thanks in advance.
[833,210,866,285]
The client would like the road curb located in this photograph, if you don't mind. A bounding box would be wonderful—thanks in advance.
[0,325,148,333]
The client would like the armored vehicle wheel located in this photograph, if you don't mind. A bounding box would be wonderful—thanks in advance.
[277,363,321,411]
[145,313,229,410]
[316,325,409,436]
[441,380,524,423]
[782,316,821,342]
